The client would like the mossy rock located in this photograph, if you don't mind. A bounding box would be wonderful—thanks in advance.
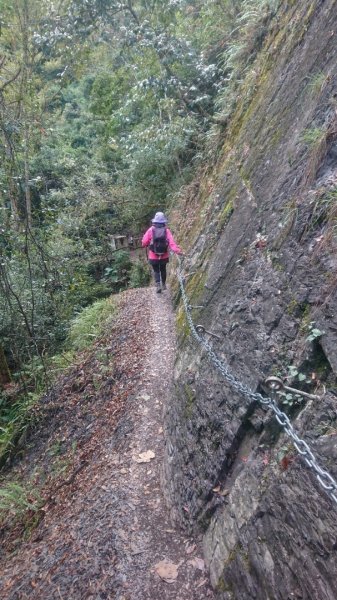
[185,271,207,305]
[183,383,196,419]
[176,305,190,341]
[216,198,235,233]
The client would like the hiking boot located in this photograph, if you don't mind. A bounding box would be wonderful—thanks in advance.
[162,283,167,291]
[156,283,162,293]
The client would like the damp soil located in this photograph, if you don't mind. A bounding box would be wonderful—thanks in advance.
[0,287,214,600]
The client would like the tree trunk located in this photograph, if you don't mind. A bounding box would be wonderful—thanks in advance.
[0,345,11,387]
[22,0,32,227]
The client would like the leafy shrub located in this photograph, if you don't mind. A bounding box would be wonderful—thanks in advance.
[129,259,151,288]
[103,250,132,289]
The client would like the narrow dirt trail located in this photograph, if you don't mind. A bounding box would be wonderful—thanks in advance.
[109,287,214,600]
[0,287,215,600]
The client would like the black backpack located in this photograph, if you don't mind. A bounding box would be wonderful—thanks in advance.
[150,226,168,255]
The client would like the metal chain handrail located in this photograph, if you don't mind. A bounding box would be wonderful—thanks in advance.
[175,255,337,506]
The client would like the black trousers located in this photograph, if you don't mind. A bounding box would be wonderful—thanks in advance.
[149,258,169,284]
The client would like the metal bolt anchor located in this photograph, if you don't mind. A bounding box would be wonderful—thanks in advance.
[195,324,221,340]
[264,376,320,400]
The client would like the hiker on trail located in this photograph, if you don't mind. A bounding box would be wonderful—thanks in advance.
[142,211,183,294]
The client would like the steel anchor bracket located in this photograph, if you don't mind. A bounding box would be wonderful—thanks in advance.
[195,324,221,340]
[264,376,320,400]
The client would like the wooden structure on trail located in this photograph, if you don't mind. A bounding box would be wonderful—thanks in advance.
[109,234,142,253]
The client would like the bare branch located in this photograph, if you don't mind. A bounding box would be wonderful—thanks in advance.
[0,67,22,94]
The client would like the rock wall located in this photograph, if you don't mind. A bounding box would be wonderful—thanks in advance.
[163,1,337,598]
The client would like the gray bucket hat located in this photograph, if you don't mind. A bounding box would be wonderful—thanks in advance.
[151,211,167,224]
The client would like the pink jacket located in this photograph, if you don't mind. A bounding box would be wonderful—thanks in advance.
[142,226,182,260]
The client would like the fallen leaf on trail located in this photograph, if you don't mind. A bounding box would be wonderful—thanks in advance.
[154,560,179,583]
[134,450,155,463]
[196,578,207,588]
[262,454,270,465]
[117,529,128,541]
[186,543,196,554]
[280,455,293,471]
[188,557,205,571]
[213,486,229,496]
[111,455,121,465]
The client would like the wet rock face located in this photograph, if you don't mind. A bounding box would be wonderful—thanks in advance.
[163,1,337,598]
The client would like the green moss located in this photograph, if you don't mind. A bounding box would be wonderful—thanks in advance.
[223,0,319,152]
[176,306,189,340]
[217,199,234,232]
[286,298,298,316]
[299,304,311,332]
[306,72,327,96]
[271,258,284,272]
[270,127,282,147]
[216,577,234,595]
[223,544,240,568]
[300,127,325,146]
[185,270,207,304]
[184,383,196,418]
[305,1,318,23]
[219,543,252,578]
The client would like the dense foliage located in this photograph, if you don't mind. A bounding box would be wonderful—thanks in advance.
[0,0,280,452]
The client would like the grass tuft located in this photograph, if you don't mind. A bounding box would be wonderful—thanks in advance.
[67,297,116,351]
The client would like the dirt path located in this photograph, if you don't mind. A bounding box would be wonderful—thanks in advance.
[109,287,214,600]
[0,287,214,599]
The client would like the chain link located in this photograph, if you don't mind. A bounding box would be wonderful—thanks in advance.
[175,256,337,506]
